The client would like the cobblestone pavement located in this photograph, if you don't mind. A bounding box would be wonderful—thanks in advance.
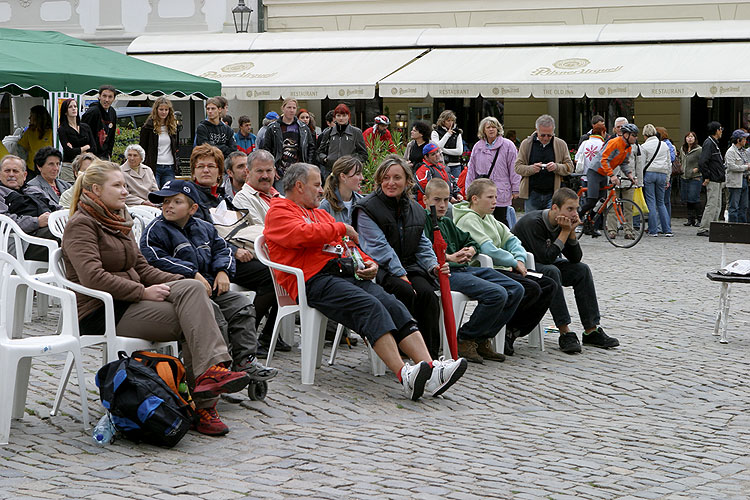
[3,219,750,500]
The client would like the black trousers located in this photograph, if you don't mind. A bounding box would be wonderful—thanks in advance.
[379,272,441,359]
[492,206,509,227]
[232,259,277,336]
[499,270,558,337]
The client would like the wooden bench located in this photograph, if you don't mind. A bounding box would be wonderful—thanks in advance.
[706,221,750,343]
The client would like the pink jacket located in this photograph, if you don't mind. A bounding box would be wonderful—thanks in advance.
[466,137,520,207]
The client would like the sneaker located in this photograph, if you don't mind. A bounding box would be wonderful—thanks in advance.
[457,339,483,364]
[259,334,292,352]
[648,233,659,237]
[558,332,582,354]
[476,338,505,362]
[664,233,674,237]
[400,361,432,401]
[193,364,251,398]
[424,357,468,397]
[234,356,278,381]
[582,327,620,349]
[194,405,229,436]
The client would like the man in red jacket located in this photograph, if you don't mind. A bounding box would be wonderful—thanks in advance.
[363,115,397,154]
[263,162,467,400]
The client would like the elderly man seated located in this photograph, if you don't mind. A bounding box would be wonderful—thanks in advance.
[263,162,468,400]
[232,149,280,224]
[0,154,59,260]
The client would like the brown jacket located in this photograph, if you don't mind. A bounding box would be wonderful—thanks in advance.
[62,209,182,320]
[514,134,574,199]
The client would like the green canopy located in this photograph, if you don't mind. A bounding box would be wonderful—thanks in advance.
[0,28,220,98]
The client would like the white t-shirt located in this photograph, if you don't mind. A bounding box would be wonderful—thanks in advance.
[342,199,353,211]
[156,126,174,165]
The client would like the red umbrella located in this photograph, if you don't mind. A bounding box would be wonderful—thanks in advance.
[430,206,458,360]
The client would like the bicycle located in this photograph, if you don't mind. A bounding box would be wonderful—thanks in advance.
[577,179,645,248]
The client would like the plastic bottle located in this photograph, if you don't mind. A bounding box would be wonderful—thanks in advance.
[92,413,116,446]
[593,198,605,212]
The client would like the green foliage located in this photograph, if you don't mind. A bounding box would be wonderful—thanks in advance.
[362,130,405,193]
[112,125,140,164]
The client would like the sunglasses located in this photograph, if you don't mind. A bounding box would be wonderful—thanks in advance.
[538,133,554,139]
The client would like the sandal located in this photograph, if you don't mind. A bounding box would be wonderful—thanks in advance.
[607,231,617,239]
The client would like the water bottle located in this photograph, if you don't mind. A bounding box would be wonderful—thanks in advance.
[593,198,605,212]
[92,413,116,446]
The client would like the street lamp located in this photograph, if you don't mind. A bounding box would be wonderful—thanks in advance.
[232,0,253,33]
[395,110,407,129]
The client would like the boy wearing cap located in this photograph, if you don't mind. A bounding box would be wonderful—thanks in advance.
[140,180,278,383]
[725,129,750,222]
[414,142,463,207]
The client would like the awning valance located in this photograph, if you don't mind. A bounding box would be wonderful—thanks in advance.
[379,43,750,99]
[136,49,426,100]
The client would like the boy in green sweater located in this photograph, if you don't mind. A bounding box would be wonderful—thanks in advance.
[423,178,523,363]
[454,178,558,355]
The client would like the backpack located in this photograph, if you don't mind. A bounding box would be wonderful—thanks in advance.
[95,351,195,448]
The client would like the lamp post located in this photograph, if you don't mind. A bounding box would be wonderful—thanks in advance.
[232,0,253,33]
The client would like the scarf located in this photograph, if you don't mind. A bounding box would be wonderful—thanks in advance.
[78,189,134,235]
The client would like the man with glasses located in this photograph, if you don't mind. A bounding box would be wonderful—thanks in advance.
[515,114,575,213]
[697,121,726,237]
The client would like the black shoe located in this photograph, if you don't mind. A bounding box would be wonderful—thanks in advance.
[697,229,710,237]
[504,328,519,356]
[582,327,620,349]
[683,218,695,226]
[558,332,582,354]
[259,335,292,352]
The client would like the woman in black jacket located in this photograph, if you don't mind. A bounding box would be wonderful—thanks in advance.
[139,97,179,187]
[57,98,96,182]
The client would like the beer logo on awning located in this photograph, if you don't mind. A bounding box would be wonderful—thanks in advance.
[391,88,398,95]
[339,89,346,96]
[554,58,590,70]
[598,87,606,96]
[221,62,255,73]
[492,87,500,95]
[710,86,718,94]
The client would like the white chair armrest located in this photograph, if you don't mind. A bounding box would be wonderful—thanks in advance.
[477,254,493,268]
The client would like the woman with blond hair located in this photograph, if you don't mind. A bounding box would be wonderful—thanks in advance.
[61,160,251,435]
[319,155,364,224]
[431,110,464,179]
[353,155,445,359]
[139,97,179,187]
[465,116,519,227]
[641,124,673,236]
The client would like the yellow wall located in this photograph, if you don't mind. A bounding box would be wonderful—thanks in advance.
[634,98,684,145]
[504,98,549,141]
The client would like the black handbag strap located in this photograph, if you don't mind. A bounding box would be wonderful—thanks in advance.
[485,147,502,178]
[643,140,661,173]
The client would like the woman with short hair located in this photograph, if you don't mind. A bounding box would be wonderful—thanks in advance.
[465,116,519,227]
[62,160,251,435]
[404,121,432,168]
[120,144,158,207]
[640,124,673,236]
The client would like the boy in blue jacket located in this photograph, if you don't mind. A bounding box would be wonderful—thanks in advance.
[140,180,277,383]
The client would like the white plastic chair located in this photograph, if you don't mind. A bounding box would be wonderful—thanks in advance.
[49,248,179,416]
[47,209,70,240]
[254,234,330,385]
[129,206,161,242]
[0,214,58,325]
[0,252,90,445]
[478,252,545,352]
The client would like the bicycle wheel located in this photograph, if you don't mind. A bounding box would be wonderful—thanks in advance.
[602,198,644,248]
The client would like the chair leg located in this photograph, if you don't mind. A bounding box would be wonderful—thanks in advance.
[491,326,505,353]
[280,315,295,347]
[368,344,387,377]
[72,347,90,429]
[24,288,33,323]
[0,352,15,445]
[265,313,286,367]
[51,352,75,417]
[315,314,327,369]
[714,283,727,337]
[12,357,31,420]
[328,323,345,366]
[527,323,545,352]
[299,308,324,385]
[719,284,731,344]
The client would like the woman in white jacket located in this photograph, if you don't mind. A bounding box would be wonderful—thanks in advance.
[640,124,673,236]
[725,129,750,222]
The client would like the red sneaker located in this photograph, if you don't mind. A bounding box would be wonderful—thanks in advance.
[194,406,229,436]
[193,364,250,398]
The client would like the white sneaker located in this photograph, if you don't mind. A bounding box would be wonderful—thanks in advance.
[424,357,467,397]
[400,361,432,401]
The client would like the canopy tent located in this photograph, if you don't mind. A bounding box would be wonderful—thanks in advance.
[379,42,750,99]
[0,28,220,98]
[135,49,426,100]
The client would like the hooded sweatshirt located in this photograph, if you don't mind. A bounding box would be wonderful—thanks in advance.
[452,201,526,270]
[195,119,236,157]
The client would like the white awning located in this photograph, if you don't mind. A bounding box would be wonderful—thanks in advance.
[135,49,426,100]
[379,43,750,99]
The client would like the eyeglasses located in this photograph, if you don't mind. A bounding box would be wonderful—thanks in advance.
[538,133,554,138]
[196,164,218,171]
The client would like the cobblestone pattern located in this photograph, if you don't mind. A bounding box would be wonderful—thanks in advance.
[2,221,750,499]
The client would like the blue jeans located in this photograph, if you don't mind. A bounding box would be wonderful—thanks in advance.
[535,261,601,330]
[449,164,463,180]
[728,178,748,223]
[449,267,524,341]
[524,191,553,213]
[155,164,176,188]
[643,171,671,234]
[680,178,702,203]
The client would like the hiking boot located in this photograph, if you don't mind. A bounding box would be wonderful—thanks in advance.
[424,356,468,397]
[476,338,505,362]
[457,339,483,364]
[194,405,229,436]
[234,356,278,381]
[193,364,251,398]
[558,332,582,354]
[259,334,292,352]
[400,361,432,401]
[582,327,620,349]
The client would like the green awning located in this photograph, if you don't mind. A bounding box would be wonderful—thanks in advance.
[0,28,220,98]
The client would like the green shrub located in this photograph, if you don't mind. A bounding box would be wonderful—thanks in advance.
[362,130,405,193]
[112,125,140,164]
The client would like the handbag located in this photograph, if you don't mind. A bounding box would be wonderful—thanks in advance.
[211,208,263,256]
[671,156,683,176]
[476,147,501,179]
[633,187,649,215]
